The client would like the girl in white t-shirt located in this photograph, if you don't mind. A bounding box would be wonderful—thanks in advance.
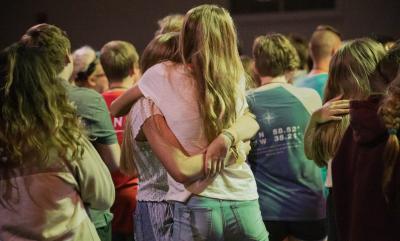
[113,5,268,241]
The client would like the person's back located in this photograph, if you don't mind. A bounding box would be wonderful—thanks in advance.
[332,41,400,241]
[139,61,256,201]
[137,5,267,240]
[248,33,326,241]
[0,139,114,241]
[99,40,141,241]
[294,25,342,99]
[247,83,325,218]
[0,25,114,241]
[294,72,328,98]
[332,95,400,241]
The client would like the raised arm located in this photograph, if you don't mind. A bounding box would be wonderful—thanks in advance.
[110,84,143,117]
[304,96,350,163]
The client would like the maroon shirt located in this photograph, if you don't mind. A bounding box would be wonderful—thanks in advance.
[332,95,400,241]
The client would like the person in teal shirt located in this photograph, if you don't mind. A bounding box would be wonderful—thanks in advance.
[247,33,326,241]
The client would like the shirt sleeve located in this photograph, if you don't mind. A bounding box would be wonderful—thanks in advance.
[72,138,115,210]
[236,76,249,116]
[129,98,163,139]
[83,93,118,145]
[138,63,166,106]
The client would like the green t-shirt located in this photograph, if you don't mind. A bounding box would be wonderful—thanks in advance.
[67,85,116,228]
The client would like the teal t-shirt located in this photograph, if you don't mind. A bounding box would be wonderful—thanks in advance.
[294,73,328,100]
[294,73,329,195]
[246,83,325,220]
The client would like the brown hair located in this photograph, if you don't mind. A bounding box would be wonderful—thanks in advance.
[240,55,259,89]
[253,33,300,77]
[287,34,309,71]
[378,42,400,202]
[100,41,139,82]
[310,38,386,166]
[140,32,180,73]
[309,25,342,64]
[156,14,184,35]
[0,24,85,200]
[180,4,244,142]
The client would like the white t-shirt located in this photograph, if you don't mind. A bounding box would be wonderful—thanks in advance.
[138,61,258,202]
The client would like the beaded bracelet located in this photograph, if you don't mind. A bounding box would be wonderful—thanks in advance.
[221,130,235,147]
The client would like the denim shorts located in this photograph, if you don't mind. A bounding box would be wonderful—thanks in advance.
[134,201,173,241]
[172,195,268,241]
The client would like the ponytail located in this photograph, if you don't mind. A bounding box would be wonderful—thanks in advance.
[379,76,400,202]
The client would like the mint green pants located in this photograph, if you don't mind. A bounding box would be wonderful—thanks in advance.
[172,195,269,241]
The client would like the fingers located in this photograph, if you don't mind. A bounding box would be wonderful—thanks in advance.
[331,108,349,115]
[206,156,225,178]
[329,116,343,121]
[329,94,344,102]
[209,158,216,177]
[330,100,350,108]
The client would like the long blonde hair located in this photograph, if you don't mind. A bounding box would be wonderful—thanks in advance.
[180,4,244,142]
[0,24,85,200]
[310,38,386,165]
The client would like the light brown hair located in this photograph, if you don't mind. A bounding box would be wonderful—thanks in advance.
[253,33,300,77]
[378,41,400,202]
[140,32,180,73]
[309,25,342,64]
[100,41,139,82]
[0,24,85,200]
[310,38,386,166]
[180,4,244,142]
[156,14,184,35]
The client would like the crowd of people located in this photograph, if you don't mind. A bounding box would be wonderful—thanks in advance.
[0,3,399,241]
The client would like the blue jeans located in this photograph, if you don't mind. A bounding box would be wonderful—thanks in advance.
[172,195,268,241]
[134,201,173,241]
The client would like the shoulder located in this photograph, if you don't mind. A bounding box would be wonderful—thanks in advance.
[69,86,103,102]
[287,85,321,99]
[295,73,328,86]
[284,84,322,113]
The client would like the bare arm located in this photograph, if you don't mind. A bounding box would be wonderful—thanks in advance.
[142,115,206,184]
[224,110,260,144]
[93,143,121,173]
[110,84,143,117]
[204,110,260,175]
[119,117,139,178]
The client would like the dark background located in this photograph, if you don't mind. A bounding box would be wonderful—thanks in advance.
[1,0,399,55]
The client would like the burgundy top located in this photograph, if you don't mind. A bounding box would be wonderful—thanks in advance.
[332,95,400,241]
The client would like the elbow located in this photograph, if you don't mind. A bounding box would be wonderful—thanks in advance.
[252,121,260,135]
[248,119,260,139]
[109,102,119,117]
[168,167,198,184]
[170,172,192,184]
[90,187,115,210]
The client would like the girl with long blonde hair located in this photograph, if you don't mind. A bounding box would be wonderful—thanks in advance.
[112,4,268,241]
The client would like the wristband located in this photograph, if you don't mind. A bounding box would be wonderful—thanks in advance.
[221,130,235,147]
